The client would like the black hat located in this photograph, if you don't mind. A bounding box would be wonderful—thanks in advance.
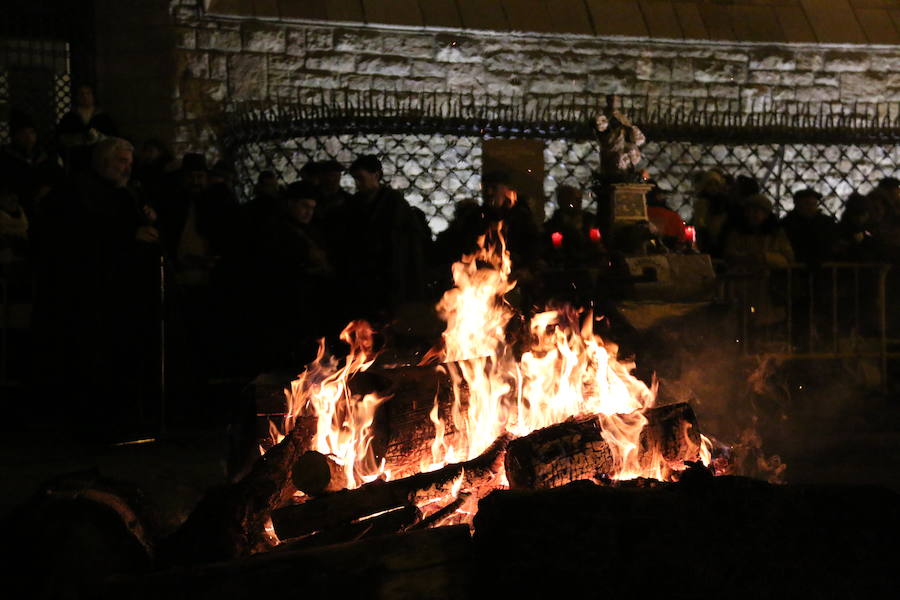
[349,154,382,174]
[318,159,344,173]
[284,180,319,200]
[792,188,822,202]
[181,152,208,173]
[878,177,900,190]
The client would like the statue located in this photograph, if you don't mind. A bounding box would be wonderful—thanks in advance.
[595,95,646,183]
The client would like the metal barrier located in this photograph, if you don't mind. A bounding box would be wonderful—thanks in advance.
[719,262,894,390]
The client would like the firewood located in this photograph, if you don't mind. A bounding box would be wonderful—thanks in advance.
[504,402,701,489]
[367,364,465,478]
[271,434,510,540]
[274,504,421,551]
[291,451,348,496]
[96,525,473,600]
[158,417,316,565]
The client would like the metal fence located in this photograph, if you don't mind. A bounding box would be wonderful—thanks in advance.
[223,92,900,234]
[720,262,896,390]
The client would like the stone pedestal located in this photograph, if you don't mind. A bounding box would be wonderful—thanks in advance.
[596,182,653,248]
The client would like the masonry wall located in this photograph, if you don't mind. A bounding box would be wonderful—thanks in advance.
[161,3,900,158]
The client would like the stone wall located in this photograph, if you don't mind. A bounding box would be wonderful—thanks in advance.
[168,5,900,161]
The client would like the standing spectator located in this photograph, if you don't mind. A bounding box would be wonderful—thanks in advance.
[132,139,174,191]
[56,84,118,172]
[434,171,540,273]
[0,111,56,217]
[724,194,794,269]
[336,155,426,321]
[252,181,336,367]
[316,160,351,221]
[780,188,839,267]
[33,137,159,436]
[837,193,882,262]
[723,194,794,327]
[691,168,732,256]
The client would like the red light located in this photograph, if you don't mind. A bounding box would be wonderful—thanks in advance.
[685,225,696,244]
[551,231,563,248]
[589,228,602,243]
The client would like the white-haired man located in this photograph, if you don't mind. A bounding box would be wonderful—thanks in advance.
[33,136,160,439]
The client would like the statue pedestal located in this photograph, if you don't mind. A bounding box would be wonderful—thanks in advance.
[597,182,653,247]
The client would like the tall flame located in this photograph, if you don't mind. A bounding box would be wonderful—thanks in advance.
[275,222,707,492]
[426,225,682,480]
[286,321,387,488]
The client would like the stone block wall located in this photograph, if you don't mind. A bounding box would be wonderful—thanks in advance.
[166,5,900,159]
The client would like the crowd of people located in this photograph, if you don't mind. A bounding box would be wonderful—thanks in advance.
[2,84,899,435]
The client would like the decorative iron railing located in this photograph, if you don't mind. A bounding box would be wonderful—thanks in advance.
[221,92,900,232]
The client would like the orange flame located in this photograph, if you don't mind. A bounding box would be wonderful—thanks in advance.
[285,321,388,488]
[272,222,706,495]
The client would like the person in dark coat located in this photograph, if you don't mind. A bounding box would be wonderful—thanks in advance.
[56,84,118,172]
[336,155,426,322]
[32,137,160,435]
[837,193,882,262]
[0,111,58,218]
[316,160,352,221]
[252,181,338,367]
[434,170,540,272]
[780,188,839,267]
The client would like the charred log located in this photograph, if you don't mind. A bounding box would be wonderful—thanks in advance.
[158,418,316,565]
[291,451,348,496]
[271,434,509,540]
[505,402,701,489]
[367,364,464,479]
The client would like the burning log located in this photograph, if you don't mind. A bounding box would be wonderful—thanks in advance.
[291,451,348,496]
[366,364,462,478]
[271,434,510,540]
[505,402,701,489]
[158,419,315,565]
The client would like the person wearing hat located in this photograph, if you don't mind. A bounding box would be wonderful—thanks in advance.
[780,188,838,267]
[723,193,794,269]
[722,193,795,328]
